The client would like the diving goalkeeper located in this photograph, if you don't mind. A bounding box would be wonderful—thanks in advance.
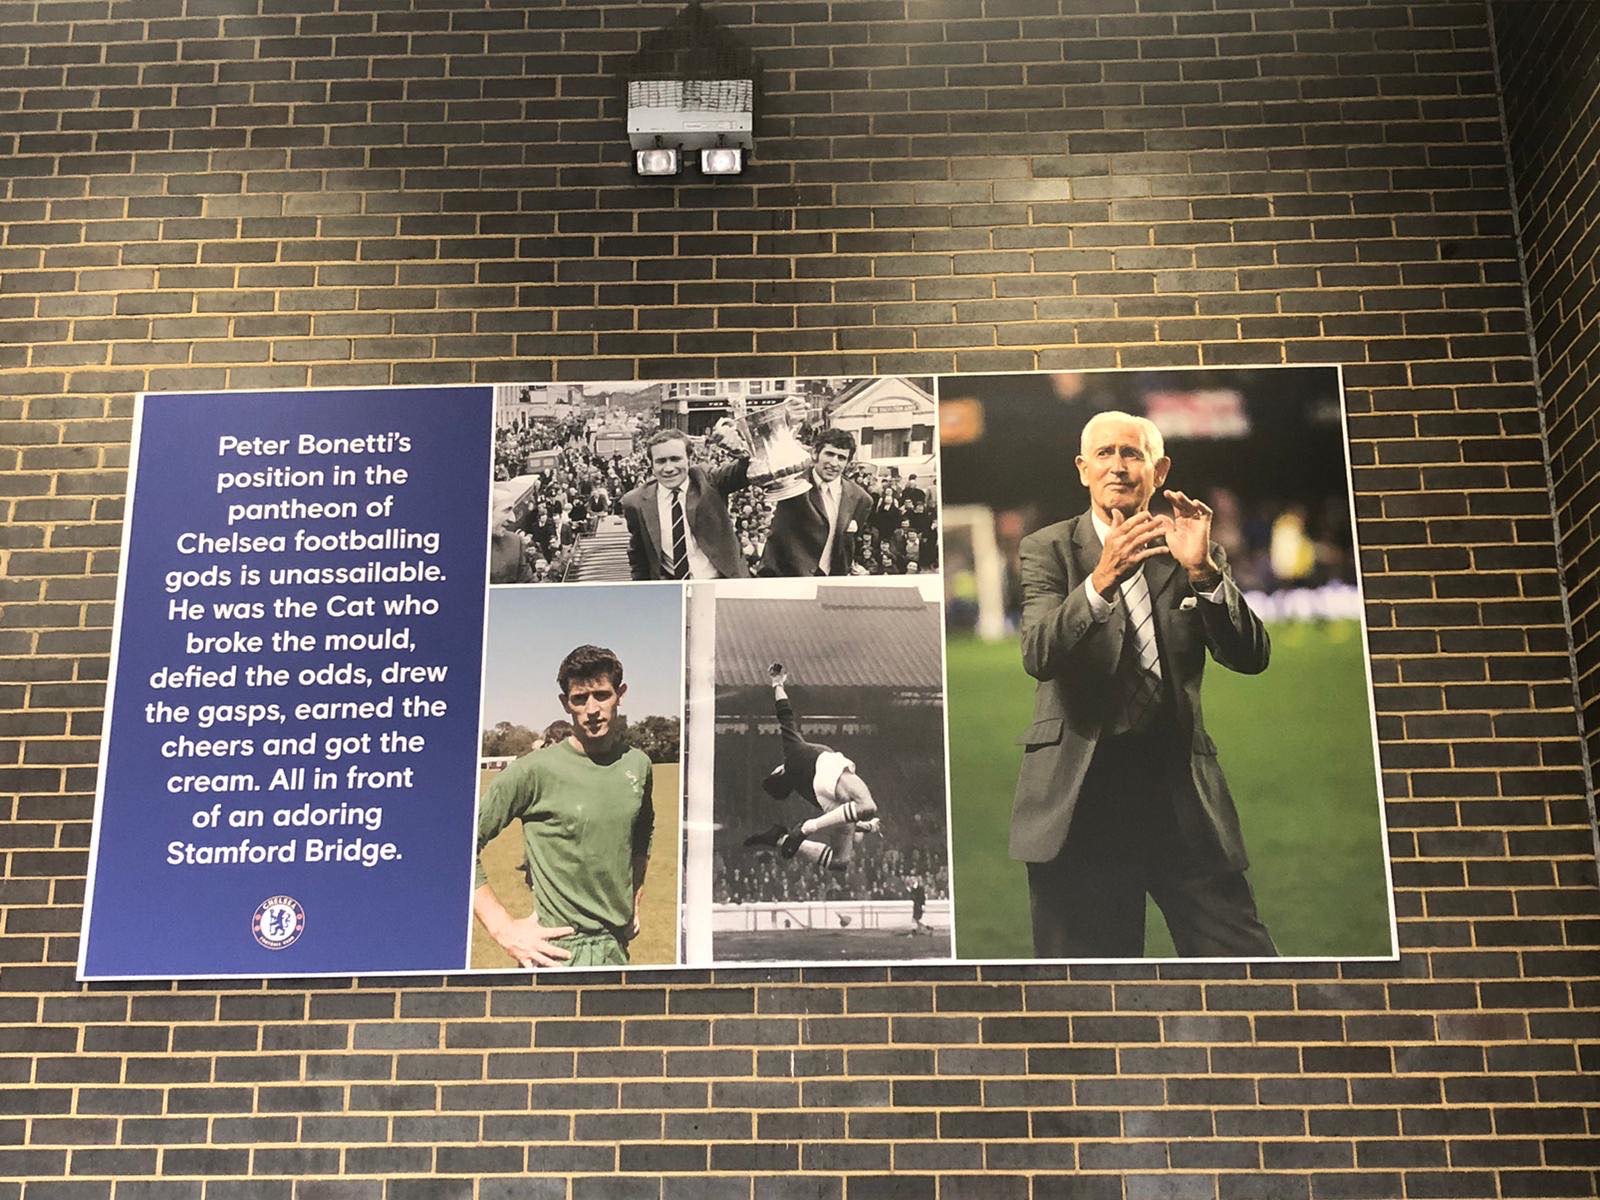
[744,662,882,871]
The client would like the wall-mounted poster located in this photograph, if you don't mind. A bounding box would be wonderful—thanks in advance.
[79,366,1393,980]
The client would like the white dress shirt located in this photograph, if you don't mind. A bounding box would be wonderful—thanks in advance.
[816,474,842,575]
[655,483,718,579]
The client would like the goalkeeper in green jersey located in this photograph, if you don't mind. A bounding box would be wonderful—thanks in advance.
[473,645,654,968]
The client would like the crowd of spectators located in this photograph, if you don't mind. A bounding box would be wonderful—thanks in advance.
[847,465,940,576]
[492,408,940,582]
[1203,488,1354,593]
[492,415,649,582]
[714,839,949,906]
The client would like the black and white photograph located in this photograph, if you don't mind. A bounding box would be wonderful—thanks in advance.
[679,578,952,964]
[488,376,940,584]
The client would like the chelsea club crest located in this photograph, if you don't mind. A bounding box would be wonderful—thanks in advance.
[252,895,305,950]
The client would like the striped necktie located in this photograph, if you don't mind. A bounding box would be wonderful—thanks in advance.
[1115,567,1162,732]
[665,487,689,580]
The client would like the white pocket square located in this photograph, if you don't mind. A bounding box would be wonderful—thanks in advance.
[1179,596,1198,611]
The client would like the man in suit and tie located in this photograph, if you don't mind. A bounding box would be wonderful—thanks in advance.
[1012,410,1277,959]
[759,428,876,577]
[621,427,751,581]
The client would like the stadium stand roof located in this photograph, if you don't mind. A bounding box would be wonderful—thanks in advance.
[715,585,942,691]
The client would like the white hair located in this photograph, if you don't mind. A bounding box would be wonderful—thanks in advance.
[1078,410,1164,462]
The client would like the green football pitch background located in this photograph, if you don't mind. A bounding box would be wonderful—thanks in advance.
[945,619,1394,960]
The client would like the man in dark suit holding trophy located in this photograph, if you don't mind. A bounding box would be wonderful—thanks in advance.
[1011,410,1278,960]
[759,427,876,578]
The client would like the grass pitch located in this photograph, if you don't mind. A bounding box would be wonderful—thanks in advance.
[469,761,681,970]
[946,620,1393,961]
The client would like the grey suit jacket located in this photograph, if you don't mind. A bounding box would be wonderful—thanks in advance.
[1009,512,1269,868]
[621,459,752,581]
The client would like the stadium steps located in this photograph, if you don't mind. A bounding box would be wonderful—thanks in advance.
[572,515,633,582]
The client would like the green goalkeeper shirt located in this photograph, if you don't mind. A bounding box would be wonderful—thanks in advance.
[475,739,654,938]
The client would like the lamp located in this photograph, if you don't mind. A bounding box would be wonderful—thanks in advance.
[699,143,743,176]
[635,143,681,177]
[624,2,759,179]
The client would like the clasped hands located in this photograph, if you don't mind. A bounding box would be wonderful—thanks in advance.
[1090,490,1219,600]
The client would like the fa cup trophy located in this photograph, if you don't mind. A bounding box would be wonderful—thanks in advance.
[729,395,813,501]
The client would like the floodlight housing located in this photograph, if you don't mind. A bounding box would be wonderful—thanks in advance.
[623,3,760,177]
[634,145,681,177]
[627,79,752,157]
[700,145,744,176]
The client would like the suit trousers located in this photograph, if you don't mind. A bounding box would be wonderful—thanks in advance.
[1026,718,1278,959]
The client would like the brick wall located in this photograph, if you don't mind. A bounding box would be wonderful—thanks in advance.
[1492,0,1600,838]
[3,2,1599,1197]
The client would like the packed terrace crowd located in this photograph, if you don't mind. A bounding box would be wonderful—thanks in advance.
[493,415,648,581]
[714,839,950,906]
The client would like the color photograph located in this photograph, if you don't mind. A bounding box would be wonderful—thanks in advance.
[938,367,1393,963]
[680,578,952,964]
[472,585,683,970]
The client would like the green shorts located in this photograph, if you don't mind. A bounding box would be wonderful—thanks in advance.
[553,931,629,968]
